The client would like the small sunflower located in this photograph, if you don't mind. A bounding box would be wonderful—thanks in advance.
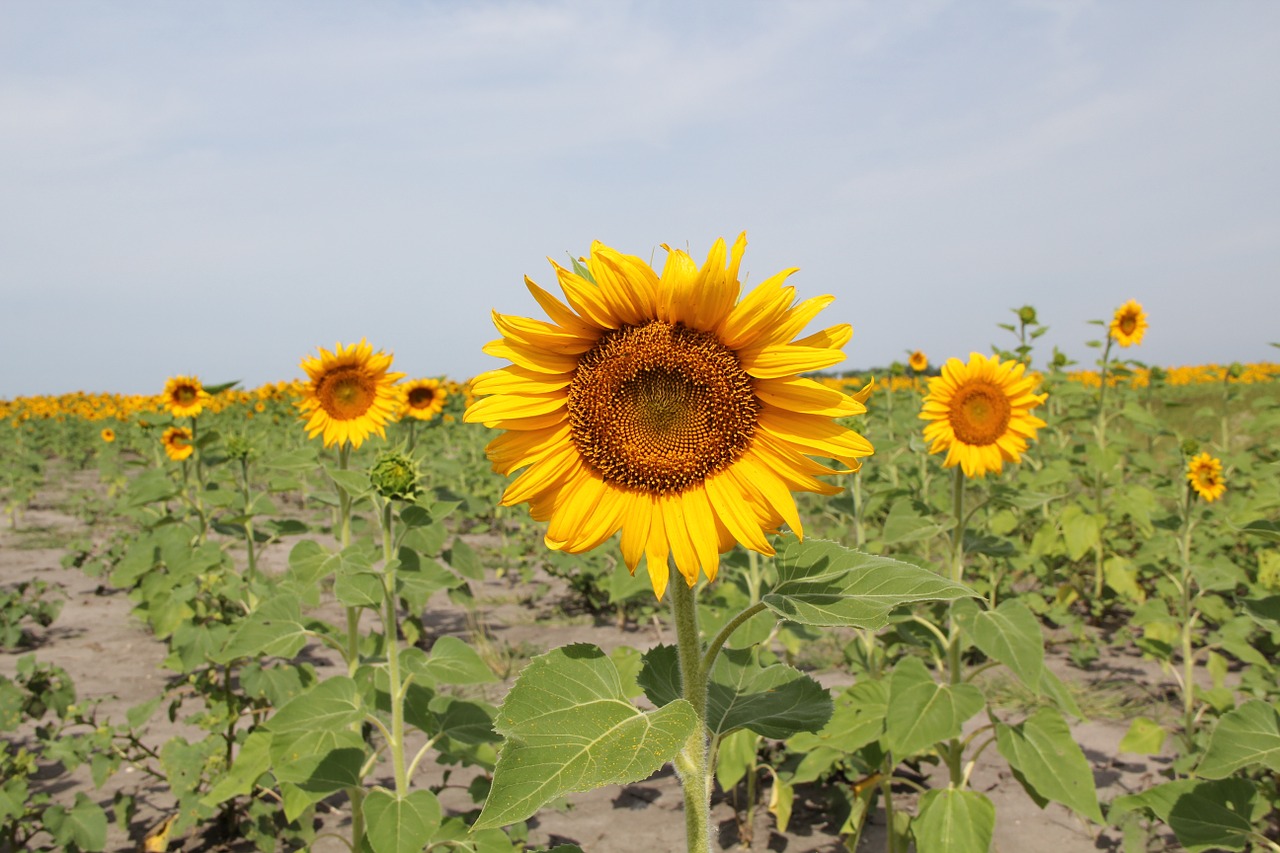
[1186,452,1226,502]
[162,426,194,461]
[920,352,1047,478]
[400,378,447,421]
[908,350,928,373]
[465,234,873,599]
[1110,300,1148,348]
[298,340,404,449]
[101,428,116,443]
[163,375,210,418]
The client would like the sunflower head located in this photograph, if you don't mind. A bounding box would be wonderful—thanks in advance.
[370,450,421,500]
[1186,452,1226,503]
[162,426,194,461]
[298,340,404,449]
[920,352,1047,478]
[101,428,116,443]
[1110,300,1148,347]
[400,378,447,421]
[908,350,928,373]
[163,375,210,418]
[465,233,873,600]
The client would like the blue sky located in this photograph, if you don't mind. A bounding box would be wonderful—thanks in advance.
[3,1,1277,398]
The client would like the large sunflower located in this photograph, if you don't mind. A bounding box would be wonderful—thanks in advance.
[162,426,194,461]
[465,234,873,599]
[400,378,447,421]
[1110,300,1148,347]
[298,340,404,449]
[1186,452,1226,502]
[163,375,210,418]
[920,352,1047,478]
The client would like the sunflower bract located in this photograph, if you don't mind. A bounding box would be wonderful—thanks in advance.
[464,233,874,600]
[919,352,1047,478]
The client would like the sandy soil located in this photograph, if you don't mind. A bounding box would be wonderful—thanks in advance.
[1,479,1185,852]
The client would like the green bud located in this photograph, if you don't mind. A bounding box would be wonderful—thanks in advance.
[1180,438,1200,457]
[1227,362,1244,379]
[1016,305,1038,325]
[1148,365,1167,384]
[225,432,254,462]
[370,451,420,500]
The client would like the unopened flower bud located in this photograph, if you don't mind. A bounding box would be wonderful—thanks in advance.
[370,452,420,500]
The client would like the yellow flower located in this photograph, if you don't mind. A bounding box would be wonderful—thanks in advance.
[1110,299,1148,347]
[465,234,873,599]
[162,375,210,418]
[1186,452,1226,502]
[298,340,404,449]
[920,352,1047,478]
[908,350,928,373]
[101,428,116,443]
[162,426,194,461]
[400,378,447,421]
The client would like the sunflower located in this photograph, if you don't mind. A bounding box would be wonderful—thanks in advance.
[298,340,404,449]
[162,426,194,461]
[163,375,210,418]
[1110,300,1148,348]
[400,378,447,421]
[920,352,1047,478]
[101,428,116,443]
[908,350,928,373]
[465,234,873,599]
[1186,452,1226,502]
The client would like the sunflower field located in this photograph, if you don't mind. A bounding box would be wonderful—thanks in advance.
[2,237,1279,853]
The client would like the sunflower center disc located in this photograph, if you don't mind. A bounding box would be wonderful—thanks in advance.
[175,386,197,404]
[949,382,1012,446]
[319,369,374,419]
[1120,314,1137,335]
[568,321,760,494]
[407,388,435,408]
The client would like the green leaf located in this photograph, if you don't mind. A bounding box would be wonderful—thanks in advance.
[474,643,697,830]
[420,636,499,685]
[913,788,994,853]
[1197,700,1280,778]
[880,500,947,545]
[715,729,759,791]
[364,789,442,853]
[428,694,501,745]
[266,676,363,733]
[1103,556,1146,604]
[765,537,975,629]
[1118,717,1167,755]
[768,774,794,833]
[328,467,373,499]
[44,792,108,851]
[201,730,273,807]
[266,448,319,471]
[269,728,365,792]
[446,537,484,580]
[1110,778,1264,852]
[995,707,1103,823]
[215,593,308,663]
[1237,519,1280,543]
[952,599,1045,694]
[884,657,983,757]
[1061,504,1101,561]
[1241,596,1280,630]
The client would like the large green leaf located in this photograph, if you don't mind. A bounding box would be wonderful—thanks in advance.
[416,636,499,685]
[995,707,1103,823]
[952,598,1044,694]
[474,644,696,830]
[43,792,108,852]
[266,676,363,733]
[788,679,889,764]
[1110,778,1265,852]
[884,657,983,757]
[913,788,994,853]
[215,593,308,663]
[201,730,273,807]
[364,789,443,853]
[764,537,974,628]
[638,645,831,739]
[1197,700,1280,778]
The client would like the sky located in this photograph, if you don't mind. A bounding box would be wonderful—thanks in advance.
[2,0,1278,398]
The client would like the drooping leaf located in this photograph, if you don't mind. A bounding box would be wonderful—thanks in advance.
[952,598,1045,694]
[995,707,1103,824]
[1118,717,1167,755]
[215,593,308,663]
[913,788,995,853]
[884,657,983,758]
[475,644,696,830]
[1197,700,1280,778]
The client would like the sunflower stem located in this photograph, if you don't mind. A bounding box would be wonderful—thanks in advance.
[945,466,967,788]
[334,442,366,848]
[377,499,410,794]
[671,574,712,853]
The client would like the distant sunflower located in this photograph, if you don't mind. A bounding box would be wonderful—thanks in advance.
[920,352,1047,478]
[298,340,404,449]
[163,375,210,418]
[400,378,447,421]
[1110,300,1148,348]
[162,426,193,461]
[465,234,873,599]
[908,350,928,373]
[1186,452,1226,502]
[101,428,116,443]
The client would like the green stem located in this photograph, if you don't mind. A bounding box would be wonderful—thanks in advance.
[702,601,768,674]
[378,500,409,793]
[1177,483,1199,753]
[671,575,711,853]
[333,442,365,847]
[239,457,258,584]
[945,466,967,787]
